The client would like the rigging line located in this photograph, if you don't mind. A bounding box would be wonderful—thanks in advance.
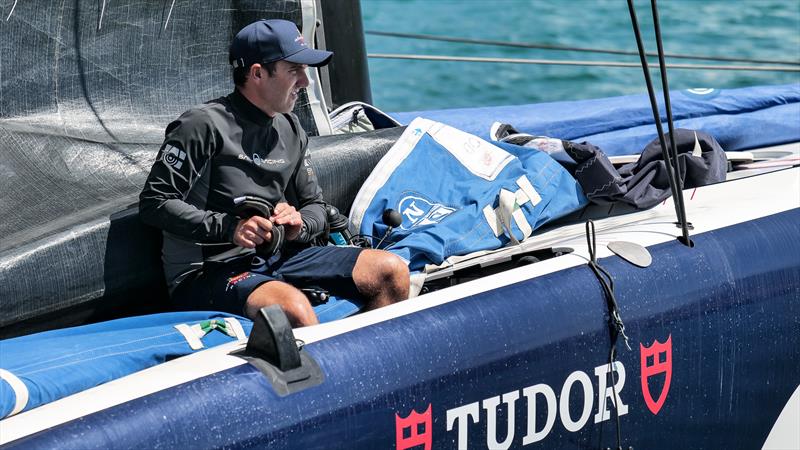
[584,220,629,450]
[366,30,800,67]
[6,0,17,21]
[164,0,175,30]
[626,0,685,248]
[584,221,630,351]
[651,0,692,247]
[98,0,106,31]
[608,347,625,450]
[367,54,800,72]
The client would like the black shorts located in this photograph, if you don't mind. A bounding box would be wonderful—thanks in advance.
[172,246,365,316]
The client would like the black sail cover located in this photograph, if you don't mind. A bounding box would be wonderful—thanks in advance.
[0,0,397,337]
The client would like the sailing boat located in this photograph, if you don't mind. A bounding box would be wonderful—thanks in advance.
[1,0,797,448]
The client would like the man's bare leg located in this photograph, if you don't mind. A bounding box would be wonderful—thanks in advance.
[245,280,319,327]
[352,249,410,310]
[245,249,408,326]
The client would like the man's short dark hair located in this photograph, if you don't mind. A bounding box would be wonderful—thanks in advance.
[233,61,278,87]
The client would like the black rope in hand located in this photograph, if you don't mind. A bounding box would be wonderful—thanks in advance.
[233,196,285,257]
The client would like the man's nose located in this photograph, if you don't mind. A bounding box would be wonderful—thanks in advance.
[297,69,310,88]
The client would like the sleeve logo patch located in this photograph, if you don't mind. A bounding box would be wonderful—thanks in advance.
[162,145,186,170]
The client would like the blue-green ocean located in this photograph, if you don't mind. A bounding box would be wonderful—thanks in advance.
[360,0,800,113]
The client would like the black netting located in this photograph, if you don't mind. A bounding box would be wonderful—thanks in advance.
[0,0,313,248]
[0,0,391,337]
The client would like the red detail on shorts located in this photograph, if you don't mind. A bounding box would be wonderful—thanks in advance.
[226,272,254,291]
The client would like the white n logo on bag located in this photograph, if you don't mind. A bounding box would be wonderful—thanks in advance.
[483,176,542,244]
[402,200,425,223]
[399,195,456,230]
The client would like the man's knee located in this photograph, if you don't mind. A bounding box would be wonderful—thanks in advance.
[379,252,410,297]
[354,250,410,303]
[246,281,318,327]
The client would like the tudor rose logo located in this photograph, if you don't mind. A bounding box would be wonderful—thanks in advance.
[640,334,672,415]
[395,404,432,450]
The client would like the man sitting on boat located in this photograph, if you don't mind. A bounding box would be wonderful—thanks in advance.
[139,19,409,327]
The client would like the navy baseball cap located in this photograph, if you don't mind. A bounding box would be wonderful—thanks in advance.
[229,19,333,68]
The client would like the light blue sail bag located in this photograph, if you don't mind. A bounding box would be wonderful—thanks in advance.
[350,118,587,270]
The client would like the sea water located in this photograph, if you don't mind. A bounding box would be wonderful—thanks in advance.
[361,0,800,112]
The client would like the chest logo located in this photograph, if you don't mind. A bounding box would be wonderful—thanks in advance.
[240,152,285,167]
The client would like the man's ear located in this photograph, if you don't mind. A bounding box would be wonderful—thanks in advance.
[250,63,262,80]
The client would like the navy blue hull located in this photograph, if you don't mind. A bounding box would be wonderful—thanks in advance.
[9,208,800,449]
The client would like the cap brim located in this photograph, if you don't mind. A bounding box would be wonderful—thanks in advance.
[283,48,333,67]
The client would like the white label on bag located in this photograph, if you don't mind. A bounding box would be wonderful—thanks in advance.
[429,123,515,181]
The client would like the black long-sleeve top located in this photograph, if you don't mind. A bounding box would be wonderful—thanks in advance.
[139,90,326,291]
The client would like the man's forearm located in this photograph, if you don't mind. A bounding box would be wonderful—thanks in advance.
[139,196,238,243]
[296,202,327,242]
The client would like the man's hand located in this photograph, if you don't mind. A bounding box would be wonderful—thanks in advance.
[270,202,303,241]
[233,216,273,248]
